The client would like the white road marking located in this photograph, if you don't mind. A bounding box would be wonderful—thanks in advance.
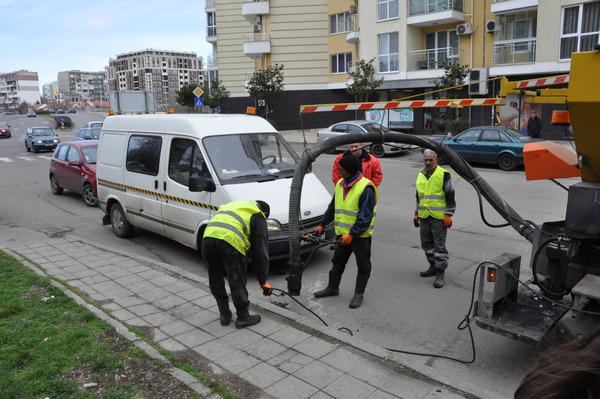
[0,157,13,162]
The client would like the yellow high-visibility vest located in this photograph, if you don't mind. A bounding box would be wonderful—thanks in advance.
[203,201,264,255]
[416,166,448,219]
[334,177,378,237]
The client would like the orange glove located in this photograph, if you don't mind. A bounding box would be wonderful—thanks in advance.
[315,225,324,237]
[413,214,419,228]
[443,215,453,228]
[260,283,273,296]
[341,234,353,246]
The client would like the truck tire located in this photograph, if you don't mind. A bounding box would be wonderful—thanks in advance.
[110,203,134,238]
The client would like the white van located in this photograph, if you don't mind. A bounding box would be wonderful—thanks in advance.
[97,113,331,260]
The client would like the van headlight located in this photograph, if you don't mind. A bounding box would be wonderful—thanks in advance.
[266,219,282,231]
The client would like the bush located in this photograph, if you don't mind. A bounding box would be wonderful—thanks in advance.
[447,119,471,136]
[54,115,72,129]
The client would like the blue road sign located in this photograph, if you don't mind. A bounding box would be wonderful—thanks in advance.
[195,98,204,107]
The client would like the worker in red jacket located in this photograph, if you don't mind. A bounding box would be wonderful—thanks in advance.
[332,143,383,187]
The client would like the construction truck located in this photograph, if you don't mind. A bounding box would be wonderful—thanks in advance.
[286,50,600,345]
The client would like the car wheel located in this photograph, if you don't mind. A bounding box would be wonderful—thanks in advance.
[82,184,98,207]
[110,203,134,238]
[437,155,448,165]
[32,145,38,154]
[50,175,64,195]
[498,153,517,171]
[25,141,30,152]
[370,143,386,158]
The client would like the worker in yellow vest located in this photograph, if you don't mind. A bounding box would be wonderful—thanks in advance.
[313,153,378,309]
[202,200,273,329]
[414,149,456,288]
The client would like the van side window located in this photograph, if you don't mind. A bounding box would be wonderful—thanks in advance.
[168,138,206,186]
[126,135,162,175]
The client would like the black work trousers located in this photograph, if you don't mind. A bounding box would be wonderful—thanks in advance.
[330,236,372,279]
[202,237,249,312]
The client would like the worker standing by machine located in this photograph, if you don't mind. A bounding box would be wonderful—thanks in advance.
[414,149,456,288]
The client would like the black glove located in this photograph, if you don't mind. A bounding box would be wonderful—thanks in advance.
[261,283,273,296]
[413,214,420,228]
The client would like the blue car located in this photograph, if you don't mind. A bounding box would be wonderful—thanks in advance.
[433,126,544,171]
[24,127,60,153]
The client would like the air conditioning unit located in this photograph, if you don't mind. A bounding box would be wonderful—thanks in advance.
[253,24,262,31]
[456,23,472,36]
[468,68,489,95]
[486,20,496,33]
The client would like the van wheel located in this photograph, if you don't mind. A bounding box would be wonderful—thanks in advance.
[110,203,134,238]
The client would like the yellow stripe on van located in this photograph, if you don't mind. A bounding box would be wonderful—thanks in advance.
[98,178,218,211]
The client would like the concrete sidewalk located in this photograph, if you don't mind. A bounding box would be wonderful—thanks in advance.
[0,224,490,399]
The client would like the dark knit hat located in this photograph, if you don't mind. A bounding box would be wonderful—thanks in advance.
[255,200,270,218]
[338,154,362,175]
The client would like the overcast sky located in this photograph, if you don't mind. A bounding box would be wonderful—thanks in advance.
[1,0,212,88]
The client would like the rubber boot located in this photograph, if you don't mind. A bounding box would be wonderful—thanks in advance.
[349,275,369,309]
[434,269,445,288]
[216,299,232,326]
[420,263,436,278]
[235,305,261,329]
[314,271,342,298]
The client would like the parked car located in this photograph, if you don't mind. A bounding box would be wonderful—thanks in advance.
[316,120,411,158]
[3,111,14,115]
[85,121,104,128]
[0,121,11,138]
[431,126,545,171]
[68,108,77,114]
[73,127,101,141]
[56,109,65,114]
[49,140,98,207]
[24,127,60,153]
[48,108,56,114]
[27,110,36,117]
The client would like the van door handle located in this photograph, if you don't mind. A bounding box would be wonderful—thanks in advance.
[155,180,158,190]
[163,181,166,191]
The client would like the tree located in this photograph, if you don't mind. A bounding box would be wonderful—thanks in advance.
[202,79,230,113]
[346,58,384,102]
[434,60,471,100]
[175,83,197,111]
[245,64,284,121]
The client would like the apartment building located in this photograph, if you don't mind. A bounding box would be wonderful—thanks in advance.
[205,0,358,129]
[208,0,599,134]
[106,49,206,110]
[57,70,108,103]
[0,70,40,112]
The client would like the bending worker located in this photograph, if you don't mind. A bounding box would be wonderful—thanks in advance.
[314,153,378,308]
[202,200,273,329]
[331,143,383,187]
[414,149,456,288]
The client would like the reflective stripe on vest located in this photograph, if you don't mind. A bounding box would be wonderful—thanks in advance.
[203,201,264,255]
[416,166,448,219]
[334,177,378,237]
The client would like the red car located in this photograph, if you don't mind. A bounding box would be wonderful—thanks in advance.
[0,121,10,138]
[49,140,98,207]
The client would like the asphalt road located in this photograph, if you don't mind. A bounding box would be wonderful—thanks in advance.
[0,112,579,397]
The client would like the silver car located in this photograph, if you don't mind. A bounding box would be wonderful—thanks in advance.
[316,120,411,158]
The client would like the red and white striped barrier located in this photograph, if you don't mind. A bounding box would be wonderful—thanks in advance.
[300,98,503,113]
[515,75,569,89]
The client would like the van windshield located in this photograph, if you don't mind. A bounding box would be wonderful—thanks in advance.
[203,133,301,185]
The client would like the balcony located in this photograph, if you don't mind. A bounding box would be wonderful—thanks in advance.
[407,0,465,27]
[346,14,359,44]
[207,56,218,68]
[242,0,269,24]
[205,0,215,10]
[243,33,271,59]
[407,47,462,71]
[492,39,536,65]
[491,0,538,14]
[206,26,217,44]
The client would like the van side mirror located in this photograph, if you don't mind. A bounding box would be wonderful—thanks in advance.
[189,175,216,192]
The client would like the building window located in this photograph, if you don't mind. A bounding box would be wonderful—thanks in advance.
[207,12,216,37]
[330,12,350,34]
[425,30,459,68]
[378,32,399,72]
[378,0,399,21]
[331,53,353,74]
[560,2,600,60]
